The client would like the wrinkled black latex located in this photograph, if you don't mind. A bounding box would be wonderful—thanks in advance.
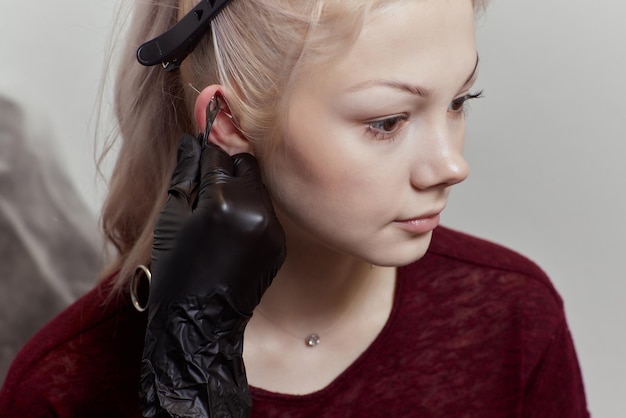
[140,133,286,418]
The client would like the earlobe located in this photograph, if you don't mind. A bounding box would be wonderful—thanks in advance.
[194,85,251,156]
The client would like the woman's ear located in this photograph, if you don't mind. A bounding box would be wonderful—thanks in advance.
[194,85,251,156]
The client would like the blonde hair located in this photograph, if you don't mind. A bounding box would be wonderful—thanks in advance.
[100,0,487,294]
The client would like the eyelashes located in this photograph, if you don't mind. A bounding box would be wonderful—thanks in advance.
[448,90,484,114]
[365,90,484,141]
[366,114,409,141]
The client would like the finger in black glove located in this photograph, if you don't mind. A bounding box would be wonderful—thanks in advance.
[140,132,286,418]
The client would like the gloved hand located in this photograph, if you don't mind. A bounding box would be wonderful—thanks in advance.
[140,133,286,418]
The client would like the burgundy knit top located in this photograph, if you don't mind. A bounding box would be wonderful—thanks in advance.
[0,227,589,417]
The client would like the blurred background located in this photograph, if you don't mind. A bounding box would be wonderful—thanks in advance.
[0,0,624,415]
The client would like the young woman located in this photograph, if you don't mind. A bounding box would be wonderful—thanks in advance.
[0,0,589,416]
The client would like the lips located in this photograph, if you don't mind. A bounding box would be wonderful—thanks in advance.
[394,212,441,234]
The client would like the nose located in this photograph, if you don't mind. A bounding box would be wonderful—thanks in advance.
[409,125,469,191]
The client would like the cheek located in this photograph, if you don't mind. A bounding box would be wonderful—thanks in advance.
[263,142,351,215]
[258,132,428,265]
[263,138,400,235]
[268,122,343,186]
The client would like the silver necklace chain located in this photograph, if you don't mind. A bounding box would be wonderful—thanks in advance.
[255,308,328,348]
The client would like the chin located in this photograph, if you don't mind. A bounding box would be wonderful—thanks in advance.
[364,231,434,267]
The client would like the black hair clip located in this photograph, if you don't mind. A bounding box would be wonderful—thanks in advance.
[136,0,232,72]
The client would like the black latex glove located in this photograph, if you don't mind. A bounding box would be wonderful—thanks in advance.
[140,133,286,418]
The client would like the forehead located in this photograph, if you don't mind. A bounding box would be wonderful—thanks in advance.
[297,0,477,97]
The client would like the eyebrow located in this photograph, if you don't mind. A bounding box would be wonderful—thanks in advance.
[344,53,480,98]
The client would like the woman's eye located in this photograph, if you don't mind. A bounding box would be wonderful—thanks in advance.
[448,90,484,114]
[366,115,408,140]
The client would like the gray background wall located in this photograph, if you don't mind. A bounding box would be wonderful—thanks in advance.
[1,1,624,416]
[446,2,626,416]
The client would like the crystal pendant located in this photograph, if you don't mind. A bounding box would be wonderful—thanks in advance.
[305,333,321,347]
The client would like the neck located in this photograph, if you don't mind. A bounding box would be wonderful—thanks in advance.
[255,221,396,331]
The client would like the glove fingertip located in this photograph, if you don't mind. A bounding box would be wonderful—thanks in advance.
[170,134,202,185]
[232,153,263,182]
[200,143,235,182]
[177,133,202,164]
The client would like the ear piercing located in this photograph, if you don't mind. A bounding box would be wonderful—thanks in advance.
[199,95,221,148]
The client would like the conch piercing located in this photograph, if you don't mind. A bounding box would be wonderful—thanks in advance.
[199,93,234,148]
[200,95,221,148]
